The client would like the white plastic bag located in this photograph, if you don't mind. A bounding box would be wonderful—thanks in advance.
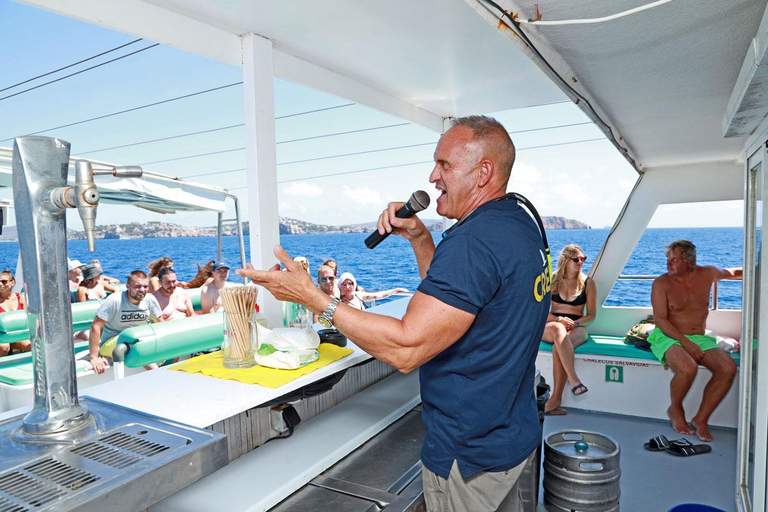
[254,325,320,369]
[705,329,740,353]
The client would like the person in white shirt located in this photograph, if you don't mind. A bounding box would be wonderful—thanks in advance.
[87,270,162,374]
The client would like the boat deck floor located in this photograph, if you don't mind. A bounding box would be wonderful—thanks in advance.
[541,408,737,512]
[269,401,737,511]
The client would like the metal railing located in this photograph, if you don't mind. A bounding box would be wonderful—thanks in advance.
[617,274,741,311]
[368,292,413,308]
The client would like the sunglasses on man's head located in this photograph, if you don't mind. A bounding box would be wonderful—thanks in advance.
[319,276,335,283]
[570,256,587,263]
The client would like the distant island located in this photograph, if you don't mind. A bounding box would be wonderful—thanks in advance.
[0,216,590,241]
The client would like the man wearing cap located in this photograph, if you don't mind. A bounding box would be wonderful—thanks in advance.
[153,267,194,320]
[86,270,163,374]
[201,261,231,313]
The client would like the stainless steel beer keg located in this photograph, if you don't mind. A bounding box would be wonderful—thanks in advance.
[544,430,621,512]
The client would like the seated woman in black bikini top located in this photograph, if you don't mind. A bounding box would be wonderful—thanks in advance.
[542,244,597,415]
[551,282,588,320]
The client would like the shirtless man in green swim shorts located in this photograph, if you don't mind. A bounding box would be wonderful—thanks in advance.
[650,240,741,442]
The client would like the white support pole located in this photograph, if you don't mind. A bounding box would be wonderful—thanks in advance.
[242,34,282,327]
[113,362,125,381]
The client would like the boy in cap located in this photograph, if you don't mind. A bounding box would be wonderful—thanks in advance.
[201,261,231,313]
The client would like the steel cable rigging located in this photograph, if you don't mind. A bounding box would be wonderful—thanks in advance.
[0,38,144,94]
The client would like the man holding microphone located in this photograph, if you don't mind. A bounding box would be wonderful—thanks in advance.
[239,116,550,511]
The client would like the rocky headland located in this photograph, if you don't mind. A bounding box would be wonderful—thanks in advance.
[0,216,589,241]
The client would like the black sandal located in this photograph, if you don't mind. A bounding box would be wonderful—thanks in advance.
[571,383,588,396]
[643,435,670,451]
[666,438,712,457]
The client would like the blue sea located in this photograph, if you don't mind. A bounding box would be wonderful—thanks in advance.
[0,227,743,309]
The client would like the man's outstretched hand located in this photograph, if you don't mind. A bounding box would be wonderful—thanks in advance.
[236,245,325,312]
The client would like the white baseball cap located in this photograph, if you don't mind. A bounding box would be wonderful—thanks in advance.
[68,259,84,271]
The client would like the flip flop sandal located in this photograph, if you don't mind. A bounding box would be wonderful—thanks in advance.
[545,408,567,416]
[571,383,588,396]
[666,439,711,457]
[643,435,670,452]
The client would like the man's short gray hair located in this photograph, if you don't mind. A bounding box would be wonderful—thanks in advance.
[666,239,696,263]
[450,115,515,178]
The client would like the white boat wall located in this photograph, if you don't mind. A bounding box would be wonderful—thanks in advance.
[6,0,768,510]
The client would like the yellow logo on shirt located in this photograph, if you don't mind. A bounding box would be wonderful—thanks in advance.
[533,265,551,302]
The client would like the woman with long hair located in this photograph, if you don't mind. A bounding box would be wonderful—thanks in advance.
[184,261,214,289]
[542,244,596,415]
[148,256,174,292]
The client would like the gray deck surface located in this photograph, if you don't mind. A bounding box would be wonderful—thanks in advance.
[540,408,737,512]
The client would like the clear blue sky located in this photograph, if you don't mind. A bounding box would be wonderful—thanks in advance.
[0,0,742,229]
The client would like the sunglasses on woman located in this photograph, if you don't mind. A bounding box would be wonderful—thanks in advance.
[570,256,587,263]
[0,279,12,285]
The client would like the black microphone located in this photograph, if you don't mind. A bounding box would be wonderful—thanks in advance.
[365,190,431,249]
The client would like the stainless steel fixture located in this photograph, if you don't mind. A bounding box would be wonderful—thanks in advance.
[0,396,228,512]
[0,137,228,510]
[13,137,94,438]
[12,136,143,438]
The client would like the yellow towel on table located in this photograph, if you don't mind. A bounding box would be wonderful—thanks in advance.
[169,343,354,388]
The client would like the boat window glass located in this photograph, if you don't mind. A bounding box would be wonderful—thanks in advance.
[748,186,760,506]
[742,154,762,509]
[604,201,743,309]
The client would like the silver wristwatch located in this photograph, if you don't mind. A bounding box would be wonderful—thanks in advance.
[319,297,341,328]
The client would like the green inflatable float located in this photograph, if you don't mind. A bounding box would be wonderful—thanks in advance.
[0,287,205,362]
[0,300,101,344]
[0,288,204,340]
[114,311,224,368]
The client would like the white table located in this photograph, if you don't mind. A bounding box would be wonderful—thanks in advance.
[82,297,412,428]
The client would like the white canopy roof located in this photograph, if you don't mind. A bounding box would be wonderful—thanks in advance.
[17,0,566,133]
[18,0,768,172]
[0,147,229,214]
[476,0,768,170]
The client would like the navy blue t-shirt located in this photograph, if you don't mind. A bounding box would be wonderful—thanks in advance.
[417,198,551,479]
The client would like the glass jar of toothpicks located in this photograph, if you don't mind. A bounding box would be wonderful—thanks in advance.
[220,285,259,369]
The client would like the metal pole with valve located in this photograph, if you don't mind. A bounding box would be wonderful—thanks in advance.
[0,136,226,511]
[11,136,142,441]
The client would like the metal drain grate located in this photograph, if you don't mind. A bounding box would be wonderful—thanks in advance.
[25,459,99,490]
[0,399,227,511]
[0,426,179,510]
[100,431,170,457]
[71,442,142,469]
[0,495,28,512]
[0,472,65,507]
